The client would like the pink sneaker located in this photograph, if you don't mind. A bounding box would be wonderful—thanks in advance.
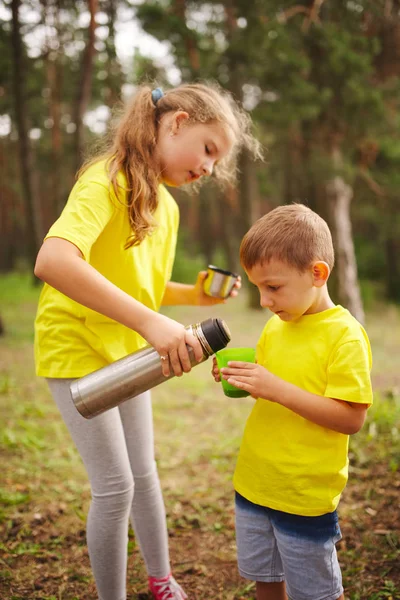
[148,573,188,600]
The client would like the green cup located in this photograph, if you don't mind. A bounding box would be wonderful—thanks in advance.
[215,347,256,398]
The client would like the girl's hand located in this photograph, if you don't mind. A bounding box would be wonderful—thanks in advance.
[140,313,204,377]
[220,362,280,400]
[211,356,221,382]
[193,271,241,306]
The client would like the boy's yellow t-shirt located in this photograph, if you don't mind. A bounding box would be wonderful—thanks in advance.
[233,305,373,517]
[34,160,179,378]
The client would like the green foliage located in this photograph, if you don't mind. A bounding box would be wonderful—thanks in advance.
[171,227,234,284]
[0,271,39,304]
[134,0,400,305]
[3,0,400,299]
[0,489,30,507]
[358,280,385,311]
[350,386,400,471]
[132,51,170,86]
[171,231,204,284]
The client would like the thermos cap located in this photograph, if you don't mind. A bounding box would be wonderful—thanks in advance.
[200,317,231,354]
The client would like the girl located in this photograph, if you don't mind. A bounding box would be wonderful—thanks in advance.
[34,82,261,600]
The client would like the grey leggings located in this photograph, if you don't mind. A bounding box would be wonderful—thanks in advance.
[47,378,170,600]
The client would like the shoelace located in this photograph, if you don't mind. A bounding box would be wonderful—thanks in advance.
[153,576,185,600]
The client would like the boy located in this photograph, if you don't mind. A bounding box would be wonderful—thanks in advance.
[212,204,372,600]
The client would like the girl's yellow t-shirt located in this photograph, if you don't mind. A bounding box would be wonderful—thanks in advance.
[34,160,179,378]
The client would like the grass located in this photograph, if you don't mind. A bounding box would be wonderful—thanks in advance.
[0,272,399,599]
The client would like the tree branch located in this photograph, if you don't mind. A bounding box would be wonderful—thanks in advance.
[357,169,386,198]
[302,0,325,32]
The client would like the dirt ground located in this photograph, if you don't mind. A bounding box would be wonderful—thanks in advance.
[1,460,399,600]
[1,294,399,599]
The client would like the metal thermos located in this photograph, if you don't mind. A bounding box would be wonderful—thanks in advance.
[70,317,231,419]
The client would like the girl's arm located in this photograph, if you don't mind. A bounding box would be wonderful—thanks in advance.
[34,237,204,376]
[161,282,197,306]
[220,362,369,435]
[162,273,241,306]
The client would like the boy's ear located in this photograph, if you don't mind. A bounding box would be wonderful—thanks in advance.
[171,111,190,134]
[312,261,330,287]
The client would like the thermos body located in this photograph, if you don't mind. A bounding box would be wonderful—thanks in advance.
[71,344,201,419]
[70,318,231,419]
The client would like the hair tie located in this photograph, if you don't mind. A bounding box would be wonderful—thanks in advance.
[151,87,164,106]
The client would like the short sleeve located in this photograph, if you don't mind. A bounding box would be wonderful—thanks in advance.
[45,178,115,260]
[325,339,373,405]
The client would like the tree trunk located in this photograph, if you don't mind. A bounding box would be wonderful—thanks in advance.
[0,139,20,270]
[198,187,215,266]
[238,150,263,309]
[103,0,123,108]
[326,177,365,324]
[283,127,306,205]
[74,0,98,170]
[46,49,64,215]
[40,0,65,217]
[385,237,400,302]
[173,0,201,75]
[11,0,44,266]
[223,3,262,309]
[217,187,239,273]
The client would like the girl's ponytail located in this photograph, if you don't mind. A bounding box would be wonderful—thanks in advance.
[80,81,262,248]
[108,86,161,248]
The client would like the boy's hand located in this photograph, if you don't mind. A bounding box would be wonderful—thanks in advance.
[211,356,221,382]
[193,271,241,306]
[220,362,279,400]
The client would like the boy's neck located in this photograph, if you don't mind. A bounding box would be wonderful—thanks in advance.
[306,287,335,315]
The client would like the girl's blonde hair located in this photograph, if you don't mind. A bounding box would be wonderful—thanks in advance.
[240,204,335,272]
[79,82,262,248]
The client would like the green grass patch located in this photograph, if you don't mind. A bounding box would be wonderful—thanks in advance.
[0,272,399,599]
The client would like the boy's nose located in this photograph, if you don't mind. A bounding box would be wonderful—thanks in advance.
[260,293,273,309]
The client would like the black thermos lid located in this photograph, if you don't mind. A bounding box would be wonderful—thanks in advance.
[200,317,231,353]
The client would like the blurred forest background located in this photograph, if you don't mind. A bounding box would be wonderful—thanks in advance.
[1,1,400,599]
[1,0,400,320]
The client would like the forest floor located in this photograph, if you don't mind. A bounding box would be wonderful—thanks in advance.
[0,274,399,600]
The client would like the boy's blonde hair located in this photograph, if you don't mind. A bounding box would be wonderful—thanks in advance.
[240,204,334,272]
[80,82,262,248]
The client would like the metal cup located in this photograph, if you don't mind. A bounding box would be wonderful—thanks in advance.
[203,265,239,299]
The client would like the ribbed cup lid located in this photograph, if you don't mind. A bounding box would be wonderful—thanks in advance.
[200,317,231,353]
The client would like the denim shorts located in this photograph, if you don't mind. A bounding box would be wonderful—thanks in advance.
[235,492,344,600]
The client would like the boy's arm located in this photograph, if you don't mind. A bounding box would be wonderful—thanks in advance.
[220,362,369,435]
[266,376,368,435]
